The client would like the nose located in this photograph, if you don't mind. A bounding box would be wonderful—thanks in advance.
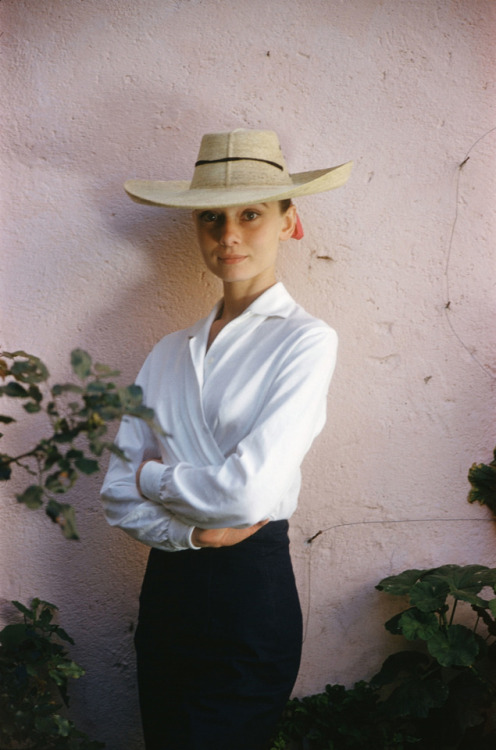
[218,216,240,247]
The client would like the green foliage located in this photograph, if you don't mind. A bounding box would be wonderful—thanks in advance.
[467,448,496,516]
[373,564,496,748]
[0,598,104,749]
[0,349,161,540]
[272,564,496,749]
[269,681,417,750]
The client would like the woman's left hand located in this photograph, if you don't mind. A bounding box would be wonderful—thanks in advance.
[192,520,269,548]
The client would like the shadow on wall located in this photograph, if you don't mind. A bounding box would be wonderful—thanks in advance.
[68,216,219,749]
[4,199,220,749]
[65,172,224,748]
[4,61,235,744]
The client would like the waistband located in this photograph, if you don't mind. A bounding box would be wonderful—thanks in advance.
[248,519,289,541]
[198,519,289,556]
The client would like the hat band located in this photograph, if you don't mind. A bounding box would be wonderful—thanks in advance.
[194,156,284,171]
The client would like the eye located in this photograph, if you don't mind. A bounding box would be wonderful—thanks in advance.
[242,210,260,222]
[198,210,220,224]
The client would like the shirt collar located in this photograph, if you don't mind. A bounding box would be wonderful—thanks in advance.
[189,282,296,340]
[246,282,295,319]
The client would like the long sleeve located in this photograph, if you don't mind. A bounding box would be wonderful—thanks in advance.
[100,406,198,551]
[139,325,337,528]
[101,283,338,550]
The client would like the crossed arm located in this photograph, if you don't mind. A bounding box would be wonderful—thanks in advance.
[101,325,337,551]
[136,459,268,547]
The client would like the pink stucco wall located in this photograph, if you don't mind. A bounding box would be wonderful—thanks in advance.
[1,1,495,747]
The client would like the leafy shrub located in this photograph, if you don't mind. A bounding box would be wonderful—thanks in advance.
[0,598,104,749]
[272,564,496,749]
[270,681,417,750]
[0,349,159,539]
[373,564,496,749]
[467,448,496,517]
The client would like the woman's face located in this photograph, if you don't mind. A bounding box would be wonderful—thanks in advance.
[193,202,296,290]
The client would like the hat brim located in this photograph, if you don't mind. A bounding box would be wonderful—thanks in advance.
[124,161,353,209]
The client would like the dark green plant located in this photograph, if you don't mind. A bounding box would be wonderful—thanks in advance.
[0,598,104,750]
[269,681,417,750]
[0,349,159,539]
[373,564,496,749]
[467,448,496,517]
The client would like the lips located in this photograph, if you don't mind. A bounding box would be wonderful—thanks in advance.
[218,255,247,265]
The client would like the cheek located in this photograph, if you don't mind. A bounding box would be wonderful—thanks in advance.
[199,245,212,267]
[258,223,284,247]
[195,225,214,252]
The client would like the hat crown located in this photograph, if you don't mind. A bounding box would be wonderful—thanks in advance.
[190,129,293,191]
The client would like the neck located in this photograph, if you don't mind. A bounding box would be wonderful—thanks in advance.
[220,278,277,323]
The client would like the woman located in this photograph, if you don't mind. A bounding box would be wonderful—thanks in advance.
[101,129,352,750]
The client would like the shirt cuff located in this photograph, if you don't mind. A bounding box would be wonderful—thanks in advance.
[140,461,200,551]
[168,516,201,550]
[139,460,168,502]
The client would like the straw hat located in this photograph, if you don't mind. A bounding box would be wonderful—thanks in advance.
[124,129,352,209]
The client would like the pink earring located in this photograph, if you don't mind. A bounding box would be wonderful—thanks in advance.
[291,213,304,240]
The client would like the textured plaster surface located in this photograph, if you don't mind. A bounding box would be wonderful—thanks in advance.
[1,1,495,747]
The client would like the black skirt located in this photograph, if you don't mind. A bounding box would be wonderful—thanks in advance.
[134,520,302,750]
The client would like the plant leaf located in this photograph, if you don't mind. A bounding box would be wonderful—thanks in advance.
[471,603,496,637]
[467,449,496,514]
[1,381,29,398]
[107,442,128,461]
[46,499,79,540]
[87,381,108,394]
[427,624,479,667]
[426,564,495,607]
[0,622,30,647]
[409,579,450,612]
[94,362,120,378]
[370,650,431,687]
[10,356,49,384]
[0,455,13,480]
[384,611,404,635]
[382,675,449,718]
[118,384,144,409]
[398,608,439,641]
[74,457,100,475]
[12,599,35,617]
[71,349,92,380]
[51,383,84,396]
[45,469,77,493]
[23,402,42,414]
[376,568,425,596]
[16,484,44,509]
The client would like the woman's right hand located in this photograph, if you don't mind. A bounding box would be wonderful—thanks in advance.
[191,520,269,548]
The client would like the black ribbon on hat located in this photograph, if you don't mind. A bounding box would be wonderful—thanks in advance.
[195,156,284,171]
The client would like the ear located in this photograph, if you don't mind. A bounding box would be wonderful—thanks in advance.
[279,204,297,242]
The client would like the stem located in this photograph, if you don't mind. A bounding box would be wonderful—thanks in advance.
[448,598,458,627]
[3,450,38,465]
[421,662,442,681]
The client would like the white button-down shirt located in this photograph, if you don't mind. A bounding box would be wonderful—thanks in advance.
[100,283,337,551]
